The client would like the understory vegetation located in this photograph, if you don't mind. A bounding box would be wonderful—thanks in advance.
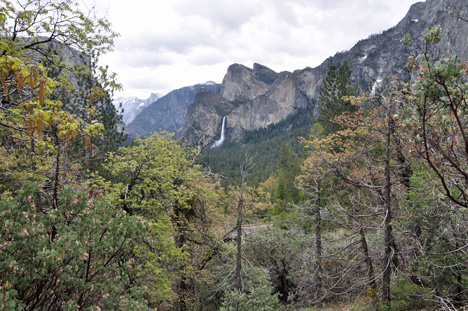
[1,1,468,310]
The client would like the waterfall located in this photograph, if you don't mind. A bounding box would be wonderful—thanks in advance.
[212,117,226,148]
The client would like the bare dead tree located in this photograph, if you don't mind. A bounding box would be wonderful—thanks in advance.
[236,155,254,293]
[381,94,394,304]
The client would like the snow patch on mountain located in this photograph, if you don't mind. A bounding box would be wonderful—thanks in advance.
[113,92,163,125]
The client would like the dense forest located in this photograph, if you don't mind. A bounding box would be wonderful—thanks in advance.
[1,1,468,311]
[200,103,314,187]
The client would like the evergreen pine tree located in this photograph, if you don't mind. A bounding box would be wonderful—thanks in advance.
[275,144,301,207]
[316,61,360,134]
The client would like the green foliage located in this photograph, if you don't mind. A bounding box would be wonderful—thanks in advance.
[0,0,117,57]
[0,183,151,310]
[104,132,222,308]
[60,50,126,169]
[386,281,433,311]
[244,226,307,302]
[106,132,202,217]
[274,144,302,207]
[316,61,360,134]
[220,285,281,311]
[0,2,156,310]
[201,105,314,187]
[404,24,468,208]
[0,0,122,196]
[197,243,279,310]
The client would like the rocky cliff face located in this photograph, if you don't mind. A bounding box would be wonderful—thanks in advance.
[182,66,316,143]
[128,82,220,137]
[317,0,468,92]
[182,89,229,142]
[219,63,279,101]
[182,0,468,144]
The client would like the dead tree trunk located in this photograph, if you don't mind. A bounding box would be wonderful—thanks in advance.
[382,101,394,304]
[236,184,244,293]
[315,183,323,301]
[359,225,377,290]
[236,157,251,293]
[351,187,377,291]
[174,206,188,311]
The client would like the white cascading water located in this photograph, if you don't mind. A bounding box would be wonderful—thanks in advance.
[212,116,226,148]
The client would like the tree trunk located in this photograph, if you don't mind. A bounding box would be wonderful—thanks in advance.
[236,173,246,293]
[53,128,60,210]
[315,185,323,302]
[360,226,377,290]
[382,104,394,304]
[174,206,188,311]
[352,186,376,291]
[451,221,463,304]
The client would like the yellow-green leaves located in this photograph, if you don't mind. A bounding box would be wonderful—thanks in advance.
[103,133,223,307]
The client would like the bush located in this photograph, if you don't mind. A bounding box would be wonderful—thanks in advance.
[220,284,281,311]
[0,183,150,310]
[389,280,433,311]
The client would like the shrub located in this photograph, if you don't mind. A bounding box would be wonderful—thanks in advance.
[220,284,281,311]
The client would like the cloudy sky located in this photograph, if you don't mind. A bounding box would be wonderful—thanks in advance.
[92,0,423,99]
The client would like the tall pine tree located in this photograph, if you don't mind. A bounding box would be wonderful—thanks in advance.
[274,144,301,208]
[316,61,360,134]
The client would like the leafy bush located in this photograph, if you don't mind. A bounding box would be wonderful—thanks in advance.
[220,284,281,311]
[0,183,150,310]
[388,280,433,311]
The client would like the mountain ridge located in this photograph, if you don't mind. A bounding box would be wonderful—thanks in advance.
[127,0,467,145]
[127,82,221,137]
[181,0,468,144]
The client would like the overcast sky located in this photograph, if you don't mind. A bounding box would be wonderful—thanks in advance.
[92,0,423,99]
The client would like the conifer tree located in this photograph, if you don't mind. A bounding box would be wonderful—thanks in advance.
[316,61,360,134]
[275,144,301,207]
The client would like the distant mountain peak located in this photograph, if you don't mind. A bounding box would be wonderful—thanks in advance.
[127,82,221,138]
[203,81,218,85]
[113,92,163,125]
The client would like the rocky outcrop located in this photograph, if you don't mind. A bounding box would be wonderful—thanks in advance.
[182,0,468,144]
[182,89,229,141]
[226,71,314,140]
[317,0,468,92]
[219,63,278,101]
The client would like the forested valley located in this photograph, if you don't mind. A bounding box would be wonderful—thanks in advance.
[2,1,468,311]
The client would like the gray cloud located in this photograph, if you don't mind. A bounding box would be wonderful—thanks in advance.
[96,0,421,98]
[114,49,177,68]
[124,75,172,91]
[172,0,261,31]
[119,23,216,54]
[186,47,227,66]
